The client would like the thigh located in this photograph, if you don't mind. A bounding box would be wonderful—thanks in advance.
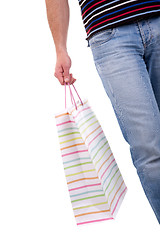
[144,15,160,111]
[89,23,160,171]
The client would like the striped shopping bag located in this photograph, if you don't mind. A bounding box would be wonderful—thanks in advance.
[54,82,128,226]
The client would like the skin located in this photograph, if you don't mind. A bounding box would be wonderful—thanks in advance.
[45,0,76,85]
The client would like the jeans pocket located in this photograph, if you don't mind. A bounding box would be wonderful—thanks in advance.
[88,28,116,49]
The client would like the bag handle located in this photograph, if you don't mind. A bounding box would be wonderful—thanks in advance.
[64,81,83,110]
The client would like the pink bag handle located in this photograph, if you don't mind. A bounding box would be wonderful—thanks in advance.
[65,81,83,110]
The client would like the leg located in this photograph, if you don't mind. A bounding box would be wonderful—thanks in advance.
[144,15,160,111]
[88,21,160,224]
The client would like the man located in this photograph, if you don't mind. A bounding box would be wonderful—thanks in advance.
[45,0,160,224]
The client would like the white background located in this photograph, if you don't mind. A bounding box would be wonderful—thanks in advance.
[0,0,159,239]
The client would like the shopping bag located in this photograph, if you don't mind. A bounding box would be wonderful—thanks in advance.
[54,82,128,226]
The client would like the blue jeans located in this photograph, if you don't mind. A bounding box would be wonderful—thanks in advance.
[87,15,160,224]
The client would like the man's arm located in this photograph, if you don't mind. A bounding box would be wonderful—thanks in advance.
[45,0,76,85]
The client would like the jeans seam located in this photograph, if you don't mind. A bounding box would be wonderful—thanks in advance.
[106,80,130,145]
[147,19,154,42]
[136,21,147,49]
[145,19,154,50]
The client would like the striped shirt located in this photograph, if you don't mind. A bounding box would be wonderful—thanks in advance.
[77,0,160,41]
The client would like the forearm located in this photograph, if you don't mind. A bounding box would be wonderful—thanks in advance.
[45,0,69,55]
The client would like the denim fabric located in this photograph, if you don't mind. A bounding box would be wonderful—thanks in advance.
[87,15,160,224]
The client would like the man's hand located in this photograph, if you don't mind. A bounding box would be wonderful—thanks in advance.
[54,50,76,85]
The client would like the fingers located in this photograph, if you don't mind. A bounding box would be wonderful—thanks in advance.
[54,70,77,85]
[67,73,76,85]
[54,73,64,85]
[63,66,70,84]
[54,57,76,85]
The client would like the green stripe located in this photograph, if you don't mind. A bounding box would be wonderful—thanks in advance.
[58,131,80,138]
[95,147,110,167]
[107,174,122,202]
[58,127,78,133]
[70,190,103,198]
[66,169,95,177]
[103,163,117,187]
[63,157,90,165]
[73,201,108,210]
[77,112,93,124]
[92,141,108,161]
[64,161,92,170]
[78,115,96,129]
[105,169,119,192]
[82,120,98,134]
[60,137,82,144]
[90,136,106,154]
[71,194,105,203]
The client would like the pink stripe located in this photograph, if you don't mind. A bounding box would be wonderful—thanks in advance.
[56,120,75,126]
[88,130,103,147]
[62,149,88,157]
[87,5,160,34]
[69,183,101,192]
[77,217,114,225]
[72,84,84,106]
[100,159,115,179]
[73,107,91,119]
[111,187,127,215]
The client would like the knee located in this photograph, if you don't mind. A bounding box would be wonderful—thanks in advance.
[143,159,160,181]
[133,150,160,185]
[130,137,160,175]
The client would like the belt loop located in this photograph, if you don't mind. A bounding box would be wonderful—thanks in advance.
[87,39,90,47]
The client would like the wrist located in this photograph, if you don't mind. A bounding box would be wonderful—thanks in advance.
[56,46,68,56]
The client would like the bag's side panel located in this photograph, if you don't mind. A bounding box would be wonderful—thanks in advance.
[55,110,114,225]
[70,100,128,219]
